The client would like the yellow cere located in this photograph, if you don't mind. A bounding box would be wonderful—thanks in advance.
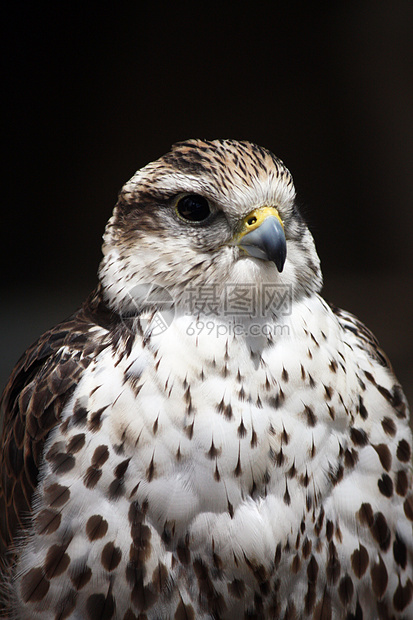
[237,206,284,240]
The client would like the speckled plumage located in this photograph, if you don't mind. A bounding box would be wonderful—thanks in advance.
[1,139,412,619]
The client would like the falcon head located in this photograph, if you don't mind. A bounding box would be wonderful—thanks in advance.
[99,139,322,315]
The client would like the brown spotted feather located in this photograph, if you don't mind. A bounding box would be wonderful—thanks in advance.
[0,288,116,577]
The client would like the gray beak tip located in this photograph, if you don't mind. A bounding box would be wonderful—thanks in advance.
[238,216,287,272]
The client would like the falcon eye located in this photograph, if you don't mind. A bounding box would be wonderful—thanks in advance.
[176,194,211,223]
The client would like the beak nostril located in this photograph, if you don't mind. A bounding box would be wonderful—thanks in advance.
[236,215,286,272]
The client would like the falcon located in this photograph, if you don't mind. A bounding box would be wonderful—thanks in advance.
[1,139,412,619]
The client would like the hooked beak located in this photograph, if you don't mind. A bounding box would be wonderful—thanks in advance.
[233,206,287,273]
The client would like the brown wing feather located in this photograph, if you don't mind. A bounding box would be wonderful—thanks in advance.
[329,303,393,370]
[0,287,117,575]
[330,303,410,419]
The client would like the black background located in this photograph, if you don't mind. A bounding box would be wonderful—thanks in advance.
[2,2,412,409]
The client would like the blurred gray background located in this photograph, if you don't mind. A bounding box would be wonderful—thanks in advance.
[1,3,412,415]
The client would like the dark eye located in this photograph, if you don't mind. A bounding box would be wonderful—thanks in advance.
[176,194,211,222]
